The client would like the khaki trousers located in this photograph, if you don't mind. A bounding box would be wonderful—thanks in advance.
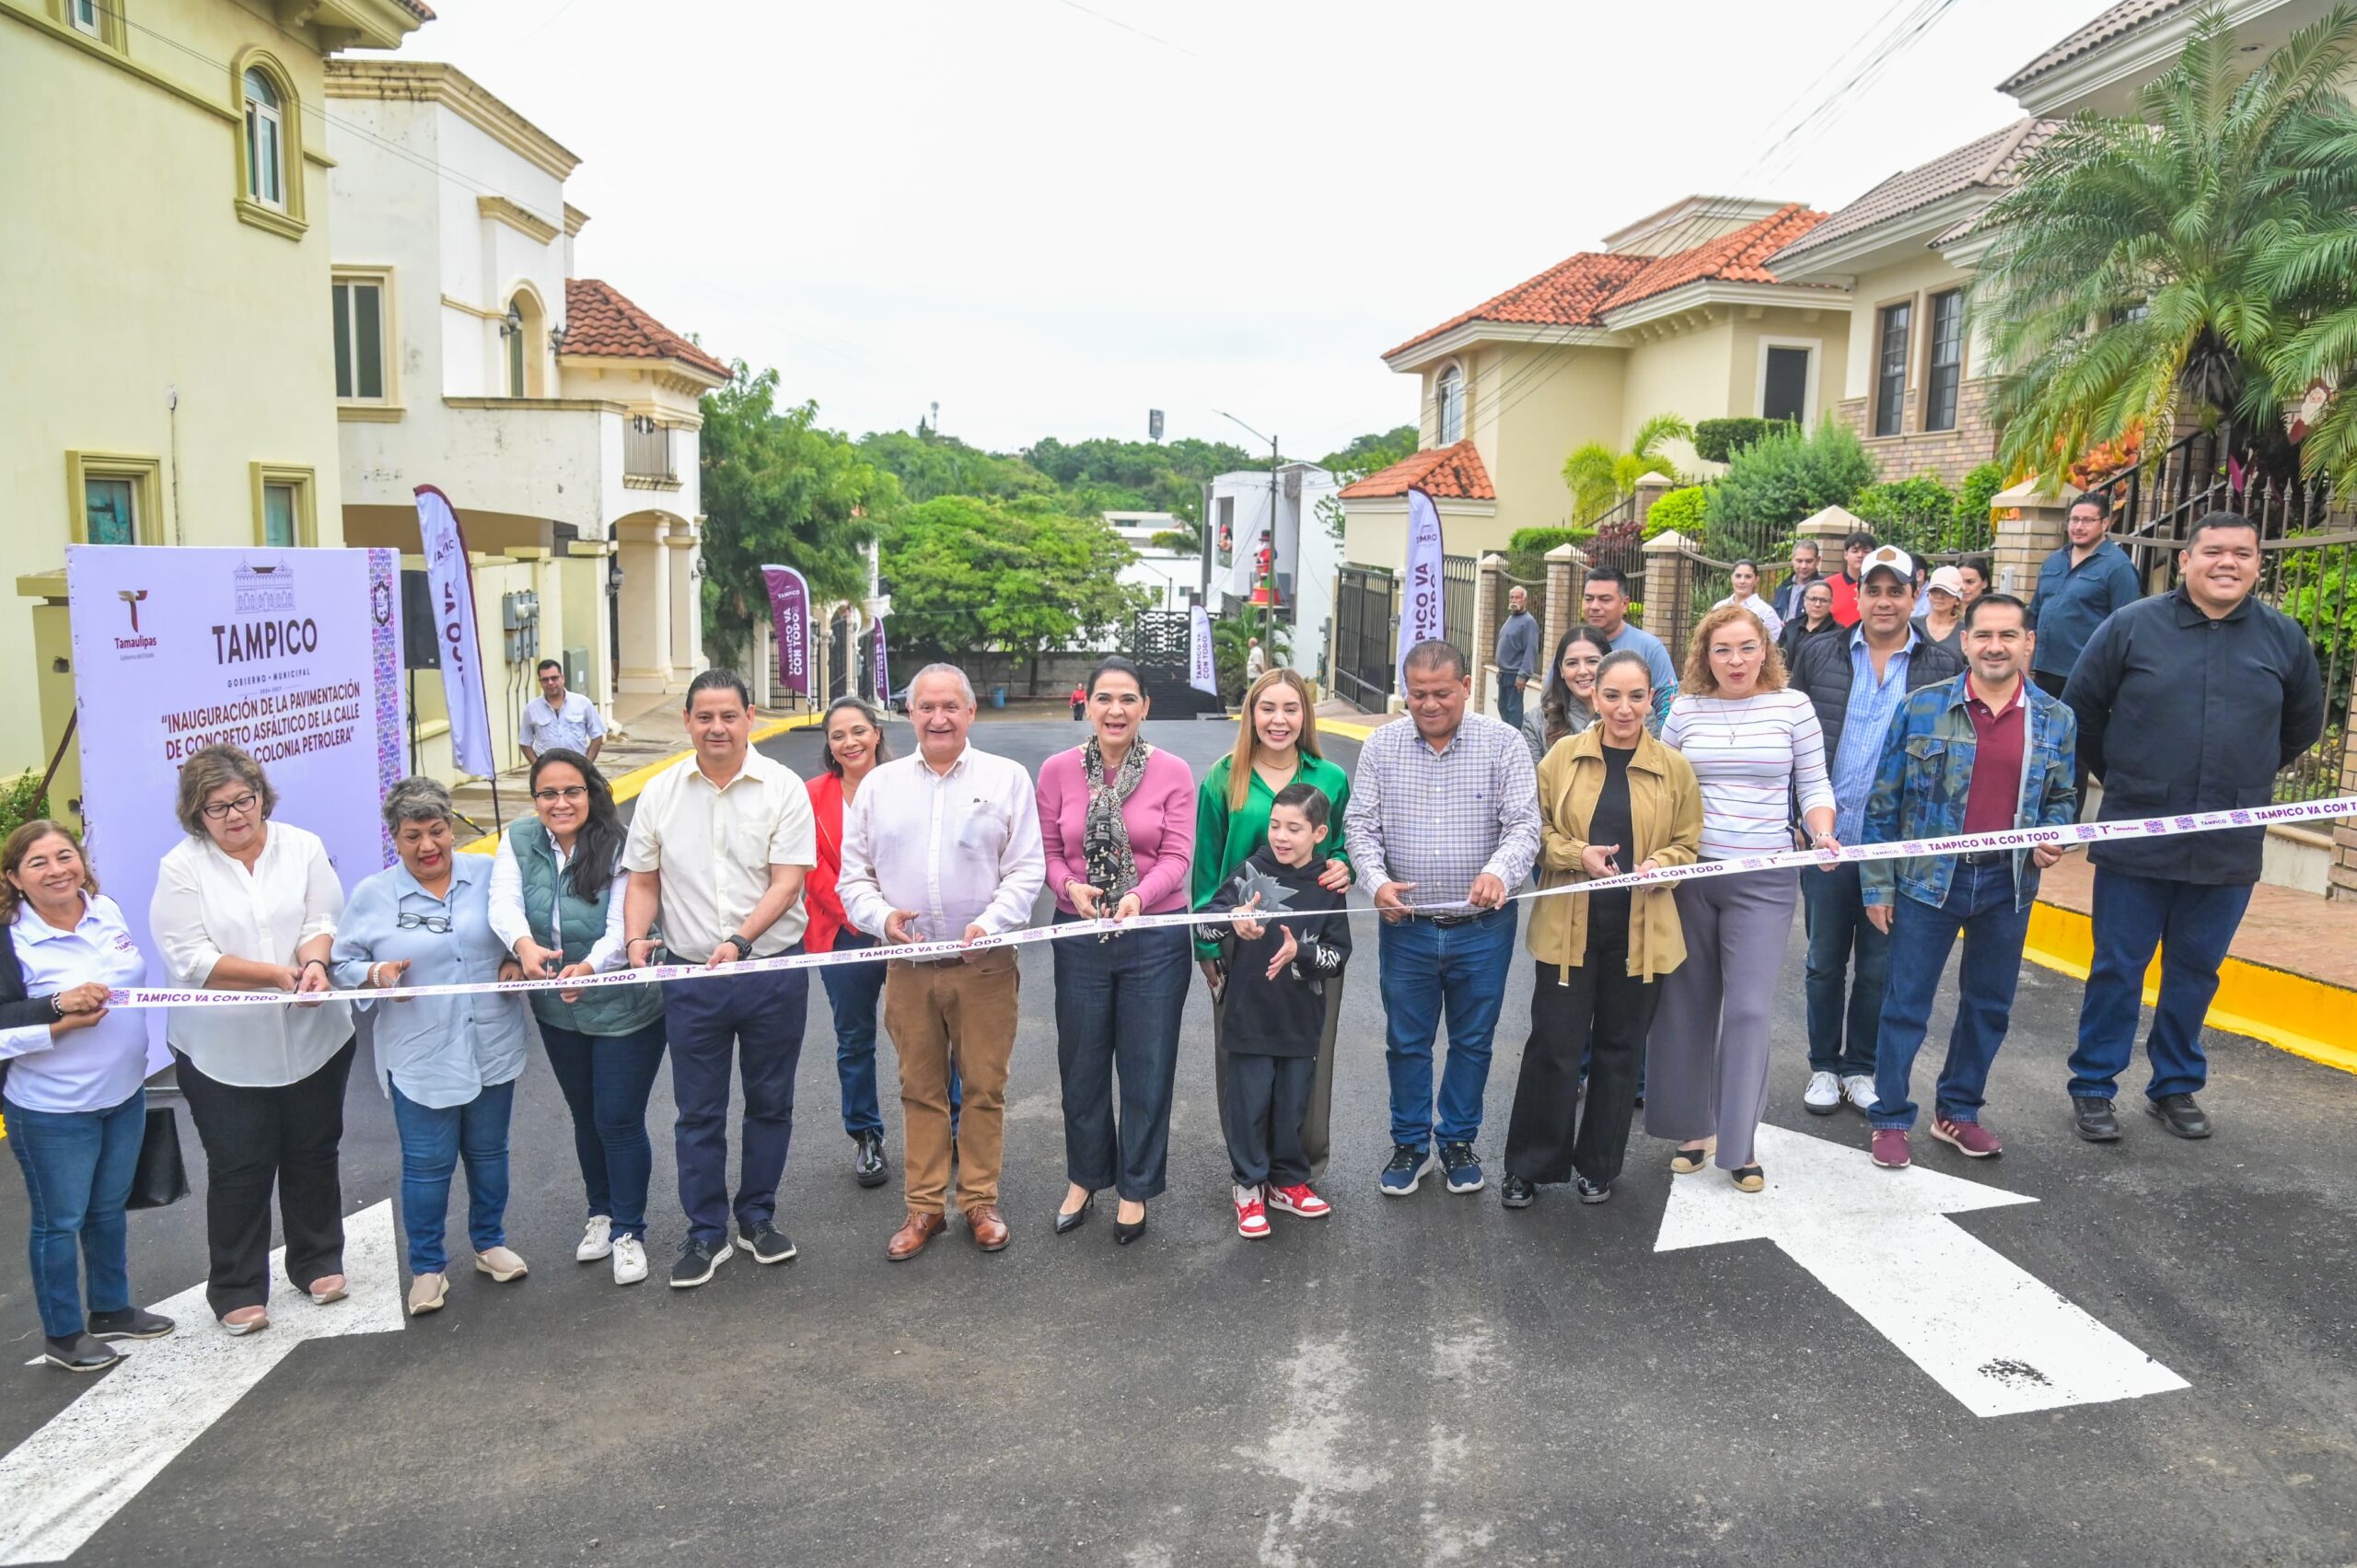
[884,948,1019,1215]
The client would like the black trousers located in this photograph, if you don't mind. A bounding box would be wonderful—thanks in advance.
[2033,670,2089,807]
[1504,939,1657,1188]
[1223,1052,1316,1188]
[174,1036,356,1317]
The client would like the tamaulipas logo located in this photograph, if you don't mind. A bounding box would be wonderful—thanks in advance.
[115,587,153,650]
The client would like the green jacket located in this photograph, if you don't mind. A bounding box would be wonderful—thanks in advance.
[1189,752,1352,960]
[508,820,665,1038]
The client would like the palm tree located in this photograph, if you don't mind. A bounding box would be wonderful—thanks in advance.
[1976,5,2357,485]
[1562,412,1692,525]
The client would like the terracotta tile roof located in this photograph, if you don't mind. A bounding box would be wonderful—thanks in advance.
[2001,0,2187,92]
[1771,120,2058,263]
[1337,438,1495,501]
[1383,203,1832,360]
[562,278,729,380]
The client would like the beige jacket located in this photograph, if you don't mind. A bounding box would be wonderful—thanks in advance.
[1526,726,1702,981]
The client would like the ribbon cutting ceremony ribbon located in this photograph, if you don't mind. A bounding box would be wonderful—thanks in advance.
[103,795,2357,1011]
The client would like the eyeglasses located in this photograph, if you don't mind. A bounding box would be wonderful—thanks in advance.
[201,792,261,820]
[531,785,588,804]
[396,912,453,935]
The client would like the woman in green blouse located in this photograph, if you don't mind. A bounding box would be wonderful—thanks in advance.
[1192,668,1353,1179]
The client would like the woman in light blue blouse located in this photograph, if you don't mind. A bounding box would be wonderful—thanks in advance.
[332,778,528,1318]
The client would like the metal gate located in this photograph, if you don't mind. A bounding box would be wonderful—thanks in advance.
[1442,553,1476,660]
[828,613,853,701]
[1121,610,1221,715]
[1333,565,1399,710]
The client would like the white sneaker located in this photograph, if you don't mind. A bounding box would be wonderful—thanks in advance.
[610,1235,647,1286]
[1842,1074,1879,1113]
[575,1215,613,1262]
[1803,1071,1841,1115]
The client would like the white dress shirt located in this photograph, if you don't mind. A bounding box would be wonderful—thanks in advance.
[488,830,632,973]
[149,822,352,1087]
[1,895,151,1114]
[621,749,817,960]
[838,744,1046,942]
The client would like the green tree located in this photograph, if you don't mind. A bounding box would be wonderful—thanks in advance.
[1561,412,1692,524]
[882,496,1147,694]
[1977,6,2357,484]
[698,365,889,670]
[1318,425,1419,478]
[1702,417,1875,547]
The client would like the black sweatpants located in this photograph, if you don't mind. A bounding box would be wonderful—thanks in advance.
[1223,1052,1315,1188]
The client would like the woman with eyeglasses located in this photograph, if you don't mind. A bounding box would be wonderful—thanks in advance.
[332,776,528,1317]
[150,744,354,1335]
[489,749,664,1286]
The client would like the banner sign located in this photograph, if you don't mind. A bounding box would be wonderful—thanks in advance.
[65,543,407,1060]
[412,486,493,776]
[871,614,890,703]
[1189,604,1219,696]
[761,564,810,696]
[1399,485,1446,685]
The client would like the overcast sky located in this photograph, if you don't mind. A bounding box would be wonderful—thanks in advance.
[377,0,2082,458]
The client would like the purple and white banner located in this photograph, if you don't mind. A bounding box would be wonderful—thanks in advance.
[1189,603,1219,696]
[1398,484,1446,686]
[871,613,890,703]
[413,485,494,777]
[761,563,811,697]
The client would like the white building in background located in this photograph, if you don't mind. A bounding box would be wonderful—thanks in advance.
[1205,465,1341,683]
[324,60,728,780]
[1103,510,1200,615]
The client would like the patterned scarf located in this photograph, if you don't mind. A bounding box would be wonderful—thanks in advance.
[1081,736,1152,912]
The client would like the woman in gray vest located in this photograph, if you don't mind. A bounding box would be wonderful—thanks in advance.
[490,749,667,1286]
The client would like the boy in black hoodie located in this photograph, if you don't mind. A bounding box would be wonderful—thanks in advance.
[1207,783,1353,1237]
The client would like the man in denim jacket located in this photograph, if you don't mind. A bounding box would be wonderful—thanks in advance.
[1856,593,2077,1168]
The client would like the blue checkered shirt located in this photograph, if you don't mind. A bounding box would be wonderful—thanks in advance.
[1344,712,1540,904]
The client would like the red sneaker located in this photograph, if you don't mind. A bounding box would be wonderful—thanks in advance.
[1267,1182,1330,1219]
[1930,1117,2003,1157]
[1233,1185,1271,1238]
[1870,1128,1911,1169]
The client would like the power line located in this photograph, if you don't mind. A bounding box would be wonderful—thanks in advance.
[1049,0,1199,59]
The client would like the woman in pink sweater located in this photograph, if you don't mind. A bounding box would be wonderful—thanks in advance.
[1036,657,1196,1246]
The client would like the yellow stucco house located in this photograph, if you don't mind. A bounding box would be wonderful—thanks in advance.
[3,0,430,804]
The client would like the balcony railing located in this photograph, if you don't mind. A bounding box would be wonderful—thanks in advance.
[624,417,677,484]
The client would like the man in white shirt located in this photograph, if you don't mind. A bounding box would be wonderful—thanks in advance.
[519,660,606,763]
[621,670,816,1288]
[839,663,1045,1260]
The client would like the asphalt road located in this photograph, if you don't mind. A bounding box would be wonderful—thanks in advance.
[4,717,2354,1566]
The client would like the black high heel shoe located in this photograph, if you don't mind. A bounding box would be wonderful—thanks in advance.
[1114,1204,1147,1246]
[1053,1194,1094,1236]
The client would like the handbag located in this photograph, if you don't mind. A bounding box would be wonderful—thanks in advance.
[126,1105,191,1211]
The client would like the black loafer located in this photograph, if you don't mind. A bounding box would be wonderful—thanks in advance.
[2146,1093,2212,1139]
[1053,1194,1093,1236]
[1499,1174,1536,1209]
[42,1333,122,1373]
[87,1307,176,1342]
[853,1132,888,1189]
[2072,1097,2123,1142]
[1575,1177,1611,1204]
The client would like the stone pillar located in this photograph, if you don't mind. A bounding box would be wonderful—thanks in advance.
[1990,480,2082,602]
[1543,541,1587,672]
[615,514,673,696]
[1795,503,1864,559]
[1641,529,1699,663]
[666,524,702,691]
[1631,471,1676,534]
[1473,552,1508,715]
[750,614,773,708]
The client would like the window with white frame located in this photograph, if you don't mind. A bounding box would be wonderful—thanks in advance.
[1873,301,1911,437]
[69,0,102,35]
[1435,363,1464,444]
[332,275,388,401]
[242,67,284,209]
[1924,289,1965,433]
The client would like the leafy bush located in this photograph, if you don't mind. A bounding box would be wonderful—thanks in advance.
[1692,416,1795,464]
[1643,484,1709,540]
[1703,418,1875,545]
[1851,474,1959,556]
[0,770,49,845]
[1951,462,2007,552]
[1507,527,1589,555]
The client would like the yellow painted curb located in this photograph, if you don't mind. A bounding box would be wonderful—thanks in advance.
[459,712,824,854]
[2022,899,2357,1074]
[1317,715,1385,742]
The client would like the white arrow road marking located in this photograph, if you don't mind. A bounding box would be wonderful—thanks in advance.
[1656,1124,2189,1418]
[0,1200,404,1565]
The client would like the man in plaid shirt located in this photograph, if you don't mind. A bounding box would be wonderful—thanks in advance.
[1345,640,1540,1199]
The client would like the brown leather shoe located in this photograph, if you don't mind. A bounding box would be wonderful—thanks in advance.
[964,1203,1010,1252]
[887,1211,946,1261]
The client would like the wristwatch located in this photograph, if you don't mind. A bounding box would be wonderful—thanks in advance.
[715,935,751,962]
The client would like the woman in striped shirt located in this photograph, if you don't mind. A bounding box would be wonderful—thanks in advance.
[1643,603,1836,1191]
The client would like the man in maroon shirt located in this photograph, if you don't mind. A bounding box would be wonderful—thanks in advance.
[1855,593,2080,1169]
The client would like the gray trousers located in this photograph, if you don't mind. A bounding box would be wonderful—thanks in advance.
[1643,866,1800,1171]
[1209,936,1342,1181]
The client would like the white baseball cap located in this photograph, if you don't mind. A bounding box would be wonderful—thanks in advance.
[1860,544,1915,585]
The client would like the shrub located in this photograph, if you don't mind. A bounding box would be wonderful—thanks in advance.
[1703,418,1875,545]
[0,770,49,845]
[1692,416,1795,465]
[1852,473,1960,556]
[1949,462,2007,552]
[1643,484,1709,540]
[1507,526,1588,555]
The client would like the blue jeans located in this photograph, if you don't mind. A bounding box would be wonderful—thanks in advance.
[1870,861,2033,1131]
[1051,916,1191,1201]
[2069,869,2254,1102]
[1803,862,1887,1075]
[540,1018,667,1240]
[1498,680,1527,733]
[1377,904,1518,1149]
[663,960,807,1247]
[389,1078,515,1276]
[824,931,958,1139]
[6,1088,144,1339]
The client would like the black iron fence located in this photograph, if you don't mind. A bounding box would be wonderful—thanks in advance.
[1442,553,1476,661]
[1334,565,1399,710]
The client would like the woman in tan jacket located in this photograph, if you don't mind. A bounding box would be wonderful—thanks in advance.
[1500,650,1701,1208]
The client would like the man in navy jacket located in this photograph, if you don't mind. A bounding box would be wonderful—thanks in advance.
[2061,512,2324,1142]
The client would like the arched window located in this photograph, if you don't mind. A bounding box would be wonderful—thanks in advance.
[242,67,284,209]
[503,289,545,397]
[1435,363,1465,444]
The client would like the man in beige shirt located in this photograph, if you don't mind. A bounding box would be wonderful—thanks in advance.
[622,670,816,1288]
